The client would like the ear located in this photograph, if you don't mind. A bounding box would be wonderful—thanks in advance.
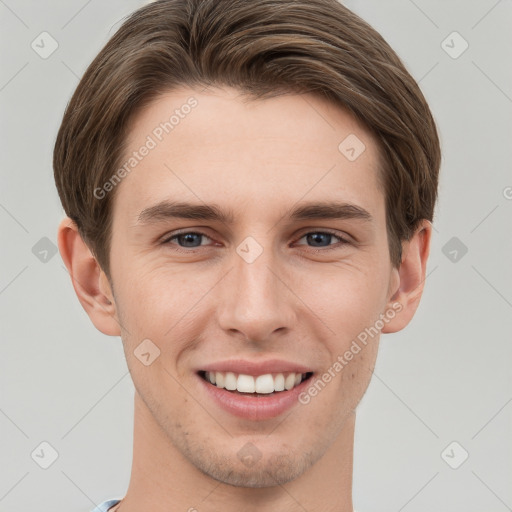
[57,217,121,336]
[381,219,432,333]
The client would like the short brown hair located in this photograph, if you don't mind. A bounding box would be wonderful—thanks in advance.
[54,0,441,278]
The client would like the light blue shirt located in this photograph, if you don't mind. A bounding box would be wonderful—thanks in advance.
[90,499,121,512]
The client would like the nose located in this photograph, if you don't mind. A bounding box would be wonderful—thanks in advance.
[216,240,297,344]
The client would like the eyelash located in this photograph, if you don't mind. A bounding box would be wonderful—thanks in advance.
[160,229,351,254]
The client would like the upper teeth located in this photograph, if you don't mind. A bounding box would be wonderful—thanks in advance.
[204,371,306,394]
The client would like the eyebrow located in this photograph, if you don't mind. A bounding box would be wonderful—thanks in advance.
[137,200,373,225]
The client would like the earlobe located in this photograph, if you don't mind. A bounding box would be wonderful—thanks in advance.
[57,217,121,336]
[381,220,432,334]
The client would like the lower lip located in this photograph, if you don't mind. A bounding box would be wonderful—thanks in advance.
[197,374,313,421]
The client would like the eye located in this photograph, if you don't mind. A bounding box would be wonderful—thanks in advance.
[294,230,350,252]
[162,231,212,250]
[161,229,350,253]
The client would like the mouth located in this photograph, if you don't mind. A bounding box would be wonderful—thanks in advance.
[198,370,314,397]
[196,360,316,420]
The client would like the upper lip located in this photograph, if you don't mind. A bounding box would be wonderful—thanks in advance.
[199,358,314,376]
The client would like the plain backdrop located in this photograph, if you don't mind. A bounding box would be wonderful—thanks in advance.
[1,1,511,511]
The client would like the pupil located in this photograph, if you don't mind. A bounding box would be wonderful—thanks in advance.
[181,233,201,247]
[308,233,331,247]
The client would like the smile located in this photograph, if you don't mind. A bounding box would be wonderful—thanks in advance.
[199,370,313,395]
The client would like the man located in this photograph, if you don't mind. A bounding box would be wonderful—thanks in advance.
[54,0,440,510]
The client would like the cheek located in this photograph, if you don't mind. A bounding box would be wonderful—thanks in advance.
[297,262,389,341]
[114,261,197,329]
[113,266,217,374]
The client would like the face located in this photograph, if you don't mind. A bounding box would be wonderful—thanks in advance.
[107,86,399,487]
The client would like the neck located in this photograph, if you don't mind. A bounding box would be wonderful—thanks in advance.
[117,392,355,512]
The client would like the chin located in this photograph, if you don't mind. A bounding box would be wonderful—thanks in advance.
[192,447,317,488]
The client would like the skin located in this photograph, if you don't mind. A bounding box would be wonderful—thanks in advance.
[58,86,431,512]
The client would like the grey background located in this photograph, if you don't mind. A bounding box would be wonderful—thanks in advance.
[1,1,511,511]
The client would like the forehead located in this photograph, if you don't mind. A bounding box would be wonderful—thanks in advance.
[113,86,384,224]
